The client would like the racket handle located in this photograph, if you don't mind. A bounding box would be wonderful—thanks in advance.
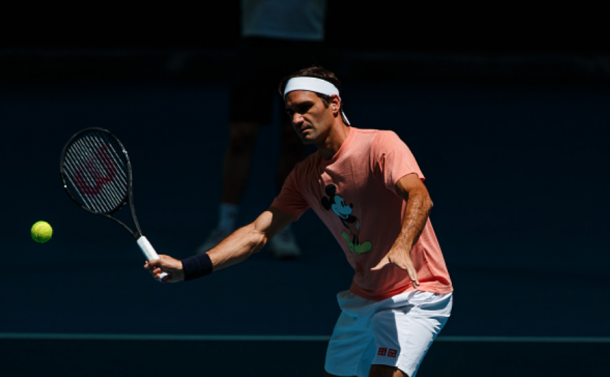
[137,236,170,282]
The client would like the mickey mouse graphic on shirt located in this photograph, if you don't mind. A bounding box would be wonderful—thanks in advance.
[321,184,373,255]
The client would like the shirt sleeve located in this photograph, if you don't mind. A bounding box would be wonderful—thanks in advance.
[270,164,311,220]
[370,131,425,195]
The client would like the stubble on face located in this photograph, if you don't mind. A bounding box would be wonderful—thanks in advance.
[285,91,333,145]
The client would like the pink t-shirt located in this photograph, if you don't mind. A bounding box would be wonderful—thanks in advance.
[271,127,453,301]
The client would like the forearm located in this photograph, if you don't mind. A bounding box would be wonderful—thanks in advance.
[179,224,267,281]
[207,223,268,271]
[371,188,430,283]
[178,208,293,281]
[371,175,431,283]
[394,190,433,251]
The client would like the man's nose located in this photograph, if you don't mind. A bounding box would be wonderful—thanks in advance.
[292,113,304,124]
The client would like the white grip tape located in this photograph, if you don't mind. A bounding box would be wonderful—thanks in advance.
[137,236,169,282]
[137,236,159,261]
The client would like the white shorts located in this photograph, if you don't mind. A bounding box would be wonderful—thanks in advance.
[324,290,453,377]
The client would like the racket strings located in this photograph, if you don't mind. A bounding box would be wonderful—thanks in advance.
[64,142,121,212]
[78,135,127,203]
[62,132,129,213]
[69,136,127,211]
[78,133,128,206]
[68,140,123,212]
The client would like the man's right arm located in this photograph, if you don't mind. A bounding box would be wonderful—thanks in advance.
[145,207,296,282]
[206,207,296,271]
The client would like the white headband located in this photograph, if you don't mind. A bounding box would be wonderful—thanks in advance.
[283,77,350,125]
[283,77,340,99]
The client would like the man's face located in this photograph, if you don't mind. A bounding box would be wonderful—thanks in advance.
[284,90,336,145]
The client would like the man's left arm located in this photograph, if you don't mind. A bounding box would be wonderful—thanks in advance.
[370,173,433,287]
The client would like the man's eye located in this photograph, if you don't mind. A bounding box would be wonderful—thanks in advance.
[298,104,312,113]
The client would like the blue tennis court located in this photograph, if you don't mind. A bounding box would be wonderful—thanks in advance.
[1,72,608,376]
[2,334,609,376]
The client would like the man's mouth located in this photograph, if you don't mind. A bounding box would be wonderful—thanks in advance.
[298,124,312,133]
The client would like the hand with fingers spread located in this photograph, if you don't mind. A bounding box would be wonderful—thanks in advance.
[371,244,420,288]
[144,255,185,283]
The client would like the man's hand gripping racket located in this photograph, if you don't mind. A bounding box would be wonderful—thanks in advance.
[60,128,171,282]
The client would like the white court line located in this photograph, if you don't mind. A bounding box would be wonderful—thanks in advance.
[1,333,609,343]
[0,333,329,341]
[437,336,610,343]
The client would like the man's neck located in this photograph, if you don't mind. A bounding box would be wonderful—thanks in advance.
[318,122,351,160]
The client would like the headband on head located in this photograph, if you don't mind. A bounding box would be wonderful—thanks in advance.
[283,77,350,125]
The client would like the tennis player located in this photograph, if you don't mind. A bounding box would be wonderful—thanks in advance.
[146,66,453,377]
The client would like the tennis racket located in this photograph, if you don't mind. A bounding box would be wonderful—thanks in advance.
[59,127,169,282]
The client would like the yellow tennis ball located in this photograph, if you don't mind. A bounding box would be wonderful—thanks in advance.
[31,221,53,243]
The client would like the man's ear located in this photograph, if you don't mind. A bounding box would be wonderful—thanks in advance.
[331,95,341,116]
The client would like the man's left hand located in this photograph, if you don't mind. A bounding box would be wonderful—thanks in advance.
[371,247,420,288]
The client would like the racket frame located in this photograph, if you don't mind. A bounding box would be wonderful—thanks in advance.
[60,127,168,282]
[59,127,144,240]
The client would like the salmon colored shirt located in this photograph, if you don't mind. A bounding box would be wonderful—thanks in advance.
[271,127,453,301]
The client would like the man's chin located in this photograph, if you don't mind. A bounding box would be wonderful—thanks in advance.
[298,134,315,145]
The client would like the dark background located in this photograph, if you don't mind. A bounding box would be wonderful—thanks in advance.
[2,2,607,53]
[2,2,609,81]
[1,2,609,376]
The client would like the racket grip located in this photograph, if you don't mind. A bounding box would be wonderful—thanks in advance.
[137,236,170,283]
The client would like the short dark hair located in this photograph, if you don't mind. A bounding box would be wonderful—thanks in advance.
[278,66,343,108]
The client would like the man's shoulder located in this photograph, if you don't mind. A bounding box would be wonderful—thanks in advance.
[352,127,399,140]
[351,127,402,149]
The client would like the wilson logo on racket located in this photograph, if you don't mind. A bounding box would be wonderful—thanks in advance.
[73,146,117,196]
